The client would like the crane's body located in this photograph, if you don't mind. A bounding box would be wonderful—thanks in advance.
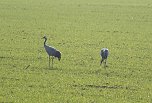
[42,36,61,68]
[100,48,109,67]
[44,45,57,56]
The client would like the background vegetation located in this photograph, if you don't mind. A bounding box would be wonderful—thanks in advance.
[0,0,152,102]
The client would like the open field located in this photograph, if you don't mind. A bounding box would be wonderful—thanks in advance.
[0,0,152,102]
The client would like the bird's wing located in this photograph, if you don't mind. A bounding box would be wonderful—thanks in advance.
[44,45,57,56]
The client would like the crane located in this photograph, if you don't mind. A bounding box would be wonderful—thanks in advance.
[42,36,61,68]
[100,48,109,67]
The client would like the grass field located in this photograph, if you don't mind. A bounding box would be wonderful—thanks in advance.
[0,0,152,102]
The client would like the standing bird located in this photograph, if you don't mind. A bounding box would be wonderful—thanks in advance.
[100,48,109,67]
[42,36,61,68]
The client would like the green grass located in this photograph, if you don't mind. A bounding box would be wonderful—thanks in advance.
[0,0,152,102]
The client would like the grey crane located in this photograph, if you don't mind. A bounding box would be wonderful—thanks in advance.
[42,36,61,68]
[100,48,109,67]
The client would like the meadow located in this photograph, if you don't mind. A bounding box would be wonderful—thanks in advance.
[0,0,152,102]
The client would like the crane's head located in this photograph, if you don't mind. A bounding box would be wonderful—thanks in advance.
[55,50,61,61]
[42,36,47,40]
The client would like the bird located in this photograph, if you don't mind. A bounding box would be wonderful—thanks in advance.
[100,48,109,67]
[42,36,61,68]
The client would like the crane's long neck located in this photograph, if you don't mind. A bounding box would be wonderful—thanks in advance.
[44,38,47,46]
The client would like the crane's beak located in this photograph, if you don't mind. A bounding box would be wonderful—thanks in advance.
[42,36,46,39]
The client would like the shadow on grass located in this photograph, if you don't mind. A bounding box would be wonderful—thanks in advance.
[23,64,62,71]
[89,69,109,77]
[0,56,12,59]
[73,84,136,90]
[43,67,62,71]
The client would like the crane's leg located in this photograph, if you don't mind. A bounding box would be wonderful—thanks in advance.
[104,59,108,67]
[104,59,109,76]
[100,59,104,65]
[104,60,106,67]
[49,56,50,68]
[52,57,54,68]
